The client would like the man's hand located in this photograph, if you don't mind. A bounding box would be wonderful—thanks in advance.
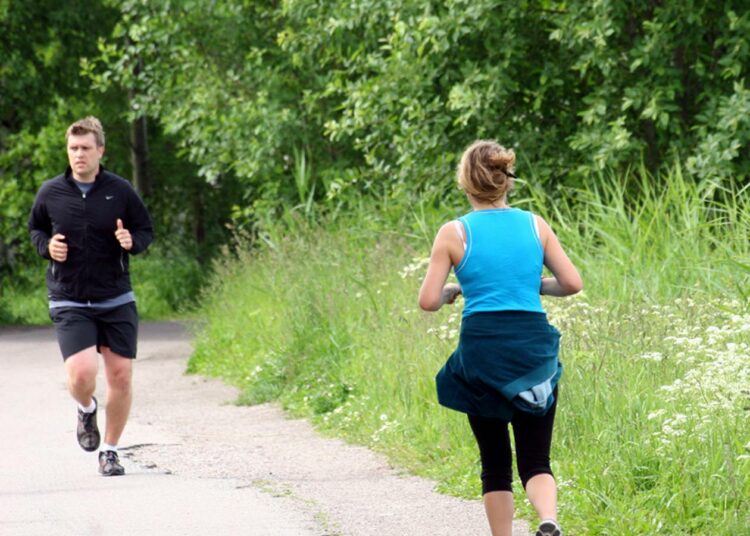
[115,219,133,251]
[48,234,68,262]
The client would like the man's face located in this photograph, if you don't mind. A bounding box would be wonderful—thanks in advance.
[67,132,104,180]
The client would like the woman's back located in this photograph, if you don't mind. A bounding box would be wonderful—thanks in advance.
[455,208,544,317]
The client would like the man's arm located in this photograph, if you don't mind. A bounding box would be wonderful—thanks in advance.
[28,189,52,260]
[124,185,154,255]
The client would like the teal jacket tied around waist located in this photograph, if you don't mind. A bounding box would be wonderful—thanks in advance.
[436,311,562,420]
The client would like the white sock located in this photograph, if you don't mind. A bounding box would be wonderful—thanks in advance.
[100,443,118,453]
[78,399,97,413]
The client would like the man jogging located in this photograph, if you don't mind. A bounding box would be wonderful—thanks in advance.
[28,116,153,476]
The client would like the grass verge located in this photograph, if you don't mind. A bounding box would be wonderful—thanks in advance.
[190,168,749,534]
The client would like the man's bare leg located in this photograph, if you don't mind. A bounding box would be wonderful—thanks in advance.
[100,346,133,447]
[64,346,98,406]
[65,347,100,451]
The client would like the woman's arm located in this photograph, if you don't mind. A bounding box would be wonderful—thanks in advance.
[536,216,583,297]
[418,223,463,311]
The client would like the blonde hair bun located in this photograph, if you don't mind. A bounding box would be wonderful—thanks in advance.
[457,140,516,203]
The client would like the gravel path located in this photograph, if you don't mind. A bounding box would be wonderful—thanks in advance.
[2,321,532,535]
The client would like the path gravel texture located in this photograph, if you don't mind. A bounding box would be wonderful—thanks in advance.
[1,321,532,536]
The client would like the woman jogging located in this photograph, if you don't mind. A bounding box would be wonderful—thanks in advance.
[418,140,582,536]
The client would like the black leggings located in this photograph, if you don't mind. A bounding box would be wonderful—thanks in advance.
[467,392,557,494]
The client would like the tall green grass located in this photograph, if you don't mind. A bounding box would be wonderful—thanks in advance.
[190,167,749,534]
[515,164,750,301]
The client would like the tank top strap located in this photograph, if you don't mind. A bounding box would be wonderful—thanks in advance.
[452,220,466,251]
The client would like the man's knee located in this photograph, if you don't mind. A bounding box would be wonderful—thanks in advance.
[103,355,133,392]
[65,349,98,390]
[107,366,131,391]
[68,369,96,391]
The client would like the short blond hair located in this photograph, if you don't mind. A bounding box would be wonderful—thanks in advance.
[457,140,516,203]
[66,116,105,147]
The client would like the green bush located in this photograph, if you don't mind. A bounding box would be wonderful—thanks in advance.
[0,246,205,325]
[89,0,750,226]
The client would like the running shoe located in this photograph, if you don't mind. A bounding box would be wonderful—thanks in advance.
[536,519,562,536]
[98,450,125,476]
[77,397,100,452]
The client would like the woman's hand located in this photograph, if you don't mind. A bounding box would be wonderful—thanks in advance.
[441,283,462,305]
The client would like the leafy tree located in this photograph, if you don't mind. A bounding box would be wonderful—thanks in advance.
[89,0,749,231]
[85,0,354,230]
[0,1,122,282]
[3,0,748,317]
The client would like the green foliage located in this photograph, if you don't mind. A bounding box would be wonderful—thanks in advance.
[84,0,749,232]
[5,3,747,528]
[0,1,122,282]
[5,0,749,324]
[0,0,120,131]
[0,268,49,325]
[129,248,207,319]
[191,169,749,532]
[84,0,354,224]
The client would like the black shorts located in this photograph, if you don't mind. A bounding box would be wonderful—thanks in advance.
[49,302,139,360]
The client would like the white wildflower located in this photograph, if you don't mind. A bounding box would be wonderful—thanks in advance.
[647,409,666,420]
[399,257,430,278]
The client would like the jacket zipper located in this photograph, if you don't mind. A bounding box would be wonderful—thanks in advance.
[82,191,89,294]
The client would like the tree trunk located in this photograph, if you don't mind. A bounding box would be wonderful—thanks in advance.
[129,52,150,197]
[193,188,205,244]
[130,108,150,197]
[641,119,660,173]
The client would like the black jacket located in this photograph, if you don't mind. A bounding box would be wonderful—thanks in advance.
[28,167,154,301]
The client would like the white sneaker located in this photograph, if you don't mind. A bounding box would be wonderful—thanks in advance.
[536,519,562,536]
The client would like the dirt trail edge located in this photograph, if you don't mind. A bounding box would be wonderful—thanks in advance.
[1,322,531,536]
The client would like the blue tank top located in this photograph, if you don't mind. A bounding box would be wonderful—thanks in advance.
[454,208,545,317]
